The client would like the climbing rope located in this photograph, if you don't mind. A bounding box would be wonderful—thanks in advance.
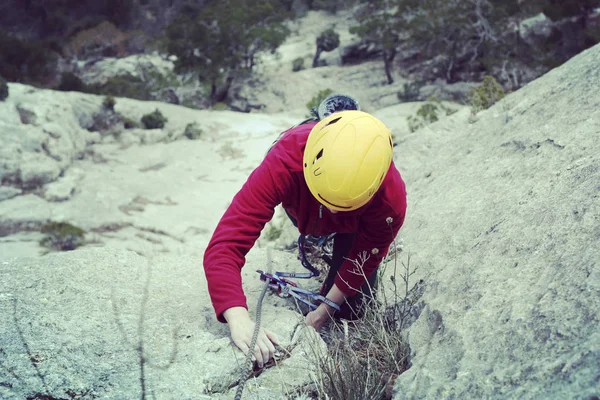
[234,251,273,400]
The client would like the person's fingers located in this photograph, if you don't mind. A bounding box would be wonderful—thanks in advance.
[236,340,250,356]
[264,328,280,346]
[253,341,265,368]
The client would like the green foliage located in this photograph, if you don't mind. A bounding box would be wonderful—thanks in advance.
[40,222,86,251]
[57,72,87,92]
[350,1,400,52]
[103,95,116,111]
[349,1,400,83]
[397,81,425,102]
[0,30,58,84]
[88,74,153,100]
[407,97,456,133]
[309,0,345,13]
[538,0,600,21]
[120,114,140,129]
[317,28,340,52]
[0,75,8,101]
[212,102,229,111]
[313,27,341,67]
[292,57,305,72]
[306,89,334,113]
[165,0,292,101]
[141,109,168,129]
[467,76,505,113]
[184,122,203,140]
[263,223,283,241]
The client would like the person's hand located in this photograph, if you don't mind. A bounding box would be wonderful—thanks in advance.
[223,307,279,368]
[305,303,335,331]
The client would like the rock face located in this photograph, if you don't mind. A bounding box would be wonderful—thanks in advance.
[0,248,326,399]
[0,85,100,189]
[392,44,600,398]
[76,53,176,86]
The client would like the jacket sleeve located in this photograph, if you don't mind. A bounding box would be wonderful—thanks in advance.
[334,176,407,297]
[203,149,293,322]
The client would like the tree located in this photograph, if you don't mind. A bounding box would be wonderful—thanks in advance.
[350,0,401,84]
[313,28,340,67]
[165,0,291,104]
[394,0,525,83]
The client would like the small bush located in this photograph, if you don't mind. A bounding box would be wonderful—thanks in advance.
[306,88,334,114]
[307,252,419,400]
[102,95,116,111]
[184,122,203,140]
[57,72,88,92]
[40,222,86,251]
[310,0,343,13]
[87,74,153,100]
[292,57,305,72]
[407,96,456,133]
[263,223,283,242]
[0,75,8,101]
[397,81,425,102]
[120,114,140,129]
[212,102,228,111]
[0,30,58,84]
[467,75,505,114]
[141,109,168,129]
[317,28,340,53]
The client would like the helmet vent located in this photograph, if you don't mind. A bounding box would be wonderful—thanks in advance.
[324,116,342,127]
[313,148,324,164]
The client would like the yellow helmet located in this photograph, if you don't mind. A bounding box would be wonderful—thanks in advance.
[303,110,394,211]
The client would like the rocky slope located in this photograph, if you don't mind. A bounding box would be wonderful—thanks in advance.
[0,26,598,400]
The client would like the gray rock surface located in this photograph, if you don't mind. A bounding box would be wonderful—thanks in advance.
[0,85,99,189]
[0,248,326,399]
[392,44,600,399]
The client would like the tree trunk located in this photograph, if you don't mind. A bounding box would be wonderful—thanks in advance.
[212,75,234,104]
[383,48,396,84]
[312,48,322,68]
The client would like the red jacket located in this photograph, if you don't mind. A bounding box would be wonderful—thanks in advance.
[204,122,407,322]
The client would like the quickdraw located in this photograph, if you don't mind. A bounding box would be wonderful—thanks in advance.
[257,269,340,311]
[256,234,340,311]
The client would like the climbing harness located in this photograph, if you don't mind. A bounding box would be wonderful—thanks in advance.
[256,234,340,312]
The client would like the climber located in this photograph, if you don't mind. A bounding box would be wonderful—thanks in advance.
[203,96,407,369]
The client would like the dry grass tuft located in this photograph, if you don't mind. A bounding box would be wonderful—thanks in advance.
[301,249,422,400]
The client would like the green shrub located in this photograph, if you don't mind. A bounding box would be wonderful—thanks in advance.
[467,76,505,114]
[310,0,343,13]
[0,75,8,101]
[57,72,88,92]
[313,28,340,67]
[397,81,425,102]
[87,74,153,100]
[102,95,116,111]
[407,96,456,133]
[212,102,228,111]
[292,57,305,72]
[306,88,334,113]
[317,28,340,53]
[141,109,168,129]
[0,30,58,84]
[184,122,203,140]
[40,222,86,251]
[263,223,283,242]
[120,114,140,129]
